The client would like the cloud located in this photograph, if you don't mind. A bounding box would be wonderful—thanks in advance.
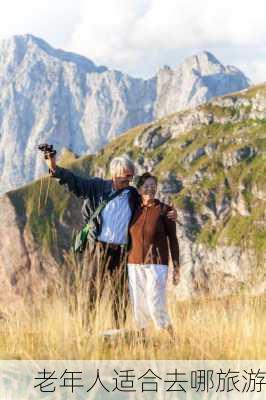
[0,0,81,49]
[69,0,148,71]
[0,0,265,83]
[131,0,266,48]
[238,59,266,84]
[68,0,266,80]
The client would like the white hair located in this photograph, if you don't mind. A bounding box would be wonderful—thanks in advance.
[109,155,135,177]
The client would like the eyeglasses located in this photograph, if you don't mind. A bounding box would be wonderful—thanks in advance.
[114,174,133,181]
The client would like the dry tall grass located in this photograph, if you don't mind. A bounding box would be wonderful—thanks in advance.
[0,257,265,360]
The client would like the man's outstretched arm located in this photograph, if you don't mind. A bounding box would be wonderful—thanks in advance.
[44,152,103,199]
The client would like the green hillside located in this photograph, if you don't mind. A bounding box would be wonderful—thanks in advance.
[6,84,266,265]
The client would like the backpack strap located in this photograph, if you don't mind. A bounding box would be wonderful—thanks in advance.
[90,188,124,221]
[74,188,124,253]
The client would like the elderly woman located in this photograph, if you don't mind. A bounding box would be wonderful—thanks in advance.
[128,172,180,333]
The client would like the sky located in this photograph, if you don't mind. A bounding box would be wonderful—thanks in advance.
[0,0,266,83]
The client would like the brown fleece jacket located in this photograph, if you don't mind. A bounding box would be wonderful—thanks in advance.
[128,199,180,268]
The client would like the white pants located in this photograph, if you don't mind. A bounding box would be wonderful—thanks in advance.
[127,263,171,329]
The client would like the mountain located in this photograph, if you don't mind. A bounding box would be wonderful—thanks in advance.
[1,83,265,305]
[155,52,250,118]
[0,34,251,195]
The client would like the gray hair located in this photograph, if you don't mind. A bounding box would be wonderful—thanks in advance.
[109,155,135,177]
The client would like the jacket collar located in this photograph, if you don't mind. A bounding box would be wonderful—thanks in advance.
[141,198,160,208]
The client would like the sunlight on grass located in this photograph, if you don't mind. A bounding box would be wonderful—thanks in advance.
[0,263,265,360]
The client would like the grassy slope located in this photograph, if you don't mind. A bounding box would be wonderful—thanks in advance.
[6,85,266,263]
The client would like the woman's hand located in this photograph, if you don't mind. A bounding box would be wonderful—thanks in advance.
[172,268,180,286]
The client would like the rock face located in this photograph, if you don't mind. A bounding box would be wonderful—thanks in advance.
[0,181,84,307]
[155,52,250,118]
[182,147,206,166]
[0,194,58,306]
[175,238,256,299]
[134,125,171,150]
[222,146,257,168]
[0,35,250,195]
[159,172,183,194]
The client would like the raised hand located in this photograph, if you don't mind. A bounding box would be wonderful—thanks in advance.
[38,144,57,172]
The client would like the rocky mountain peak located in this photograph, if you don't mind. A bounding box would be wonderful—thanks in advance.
[155,50,250,118]
[0,35,28,75]
[0,34,251,195]
[182,50,224,75]
[0,34,108,76]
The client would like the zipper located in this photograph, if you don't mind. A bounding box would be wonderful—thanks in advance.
[142,207,148,263]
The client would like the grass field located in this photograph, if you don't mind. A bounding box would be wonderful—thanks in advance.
[0,262,265,360]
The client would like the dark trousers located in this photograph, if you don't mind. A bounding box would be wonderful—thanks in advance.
[83,241,128,328]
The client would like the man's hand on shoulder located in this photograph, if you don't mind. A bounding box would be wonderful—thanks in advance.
[167,206,177,222]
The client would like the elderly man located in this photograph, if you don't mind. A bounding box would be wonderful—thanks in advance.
[45,152,176,328]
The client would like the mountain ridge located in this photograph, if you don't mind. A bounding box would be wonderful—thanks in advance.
[0,34,250,195]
